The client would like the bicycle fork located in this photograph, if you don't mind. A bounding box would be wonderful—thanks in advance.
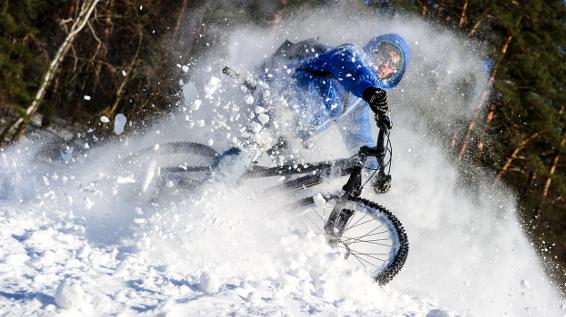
[324,153,366,244]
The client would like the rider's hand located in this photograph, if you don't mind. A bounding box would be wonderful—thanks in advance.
[376,114,392,130]
[362,87,388,114]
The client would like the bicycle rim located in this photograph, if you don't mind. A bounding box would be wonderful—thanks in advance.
[303,195,408,285]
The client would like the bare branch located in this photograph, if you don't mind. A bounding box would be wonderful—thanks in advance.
[495,132,540,183]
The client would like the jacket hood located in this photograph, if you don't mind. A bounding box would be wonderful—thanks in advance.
[363,33,410,88]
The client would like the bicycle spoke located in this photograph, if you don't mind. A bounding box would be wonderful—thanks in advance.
[344,217,382,233]
[346,212,369,231]
[342,228,390,242]
[312,208,325,223]
[342,237,390,244]
[338,245,370,269]
[338,246,382,267]
[347,249,387,262]
[306,215,323,233]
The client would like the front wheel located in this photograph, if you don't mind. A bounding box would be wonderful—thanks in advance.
[304,195,408,285]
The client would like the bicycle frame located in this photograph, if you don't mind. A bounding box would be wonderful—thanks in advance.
[245,115,389,200]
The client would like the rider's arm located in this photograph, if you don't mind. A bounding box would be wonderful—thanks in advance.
[297,44,382,97]
[337,104,378,169]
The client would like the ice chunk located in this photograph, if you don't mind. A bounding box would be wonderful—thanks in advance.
[254,106,266,114]
[100,116,110,123]
[55,279,89,309]
[191,99,202,111]
[116,176,135,184]
[84,198,94,210]
[258,113,269,125]
[83,95,91,101]
[199,272,220,294]
[520,279,530,289]
[251,122,262,133]
[244,95,254,105]
[113,113,127,135]
[142,160,157,192]
[204,76,221,97]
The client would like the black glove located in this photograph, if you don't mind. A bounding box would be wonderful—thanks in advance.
[362,87,388,114]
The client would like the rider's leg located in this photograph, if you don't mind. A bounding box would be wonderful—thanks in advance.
[211,144,258,186]
[210,85,275,187]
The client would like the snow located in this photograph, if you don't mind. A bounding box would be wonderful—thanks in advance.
[113,113,127,135]
[244,95,255,105]
[0,6,564,317]
[204,76,221,98]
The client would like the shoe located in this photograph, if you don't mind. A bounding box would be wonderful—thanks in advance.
[211,146,256,186]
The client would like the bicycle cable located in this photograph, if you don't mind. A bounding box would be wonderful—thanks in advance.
[359,130,393,190]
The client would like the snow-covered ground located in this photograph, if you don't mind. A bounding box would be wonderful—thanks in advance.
[1,5,565,317]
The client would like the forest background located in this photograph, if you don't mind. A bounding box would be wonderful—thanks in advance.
[0,0,564,293]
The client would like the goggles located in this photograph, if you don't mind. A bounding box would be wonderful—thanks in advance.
[374,43,402,79]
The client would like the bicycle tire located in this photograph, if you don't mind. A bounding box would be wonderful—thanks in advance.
[119,141,218,195]
[302,195,408,285]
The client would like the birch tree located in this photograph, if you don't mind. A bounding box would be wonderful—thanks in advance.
[2,0,103,144]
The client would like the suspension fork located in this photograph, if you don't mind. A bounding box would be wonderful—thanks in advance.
[324,152,367,241]
[324,126,388,241]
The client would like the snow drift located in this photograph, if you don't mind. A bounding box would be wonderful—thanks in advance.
[0,3,563,316]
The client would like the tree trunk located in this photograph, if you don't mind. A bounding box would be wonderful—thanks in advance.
[457,35,513,161]
[93,0,115,90]
[174,0,189,38]
[542,129,565,199]
[418,0,429,16]
[2,0,103,145]
[271,0,288,31]
[495,132,540,183]
[459,0,469,27]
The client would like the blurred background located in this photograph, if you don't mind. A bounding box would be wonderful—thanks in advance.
[0,0,564,293]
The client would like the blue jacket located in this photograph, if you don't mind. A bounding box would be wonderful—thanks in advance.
[263,34,409,156]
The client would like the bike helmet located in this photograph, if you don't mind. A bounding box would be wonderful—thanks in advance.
[363,33,409,88]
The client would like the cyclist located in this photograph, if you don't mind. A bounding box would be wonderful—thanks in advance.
[213,33,409,193]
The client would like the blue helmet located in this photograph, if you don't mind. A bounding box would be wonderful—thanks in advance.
[363,33,410,88]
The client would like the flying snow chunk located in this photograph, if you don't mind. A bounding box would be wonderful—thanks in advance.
[254,106,266,114]
[113,113,127,135]
[196,120,205,128]
[191,99,202,111]
[204,76,221,97]
[199,272,220,294]
[251,122,262,133]
[100,116,110,123]
[117,176,135,184]
[121,70,127,77]
[181,65,189,73]
[84,198,94,210]
[83,95,91,101]
[258,113,270,125]
[244,95,254,105]
[55,279,89,309]
[208,139,214,146]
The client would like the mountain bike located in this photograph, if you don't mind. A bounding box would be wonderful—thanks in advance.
[120,112,409,285]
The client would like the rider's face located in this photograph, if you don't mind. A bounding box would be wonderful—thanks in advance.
[375,47,401,80]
